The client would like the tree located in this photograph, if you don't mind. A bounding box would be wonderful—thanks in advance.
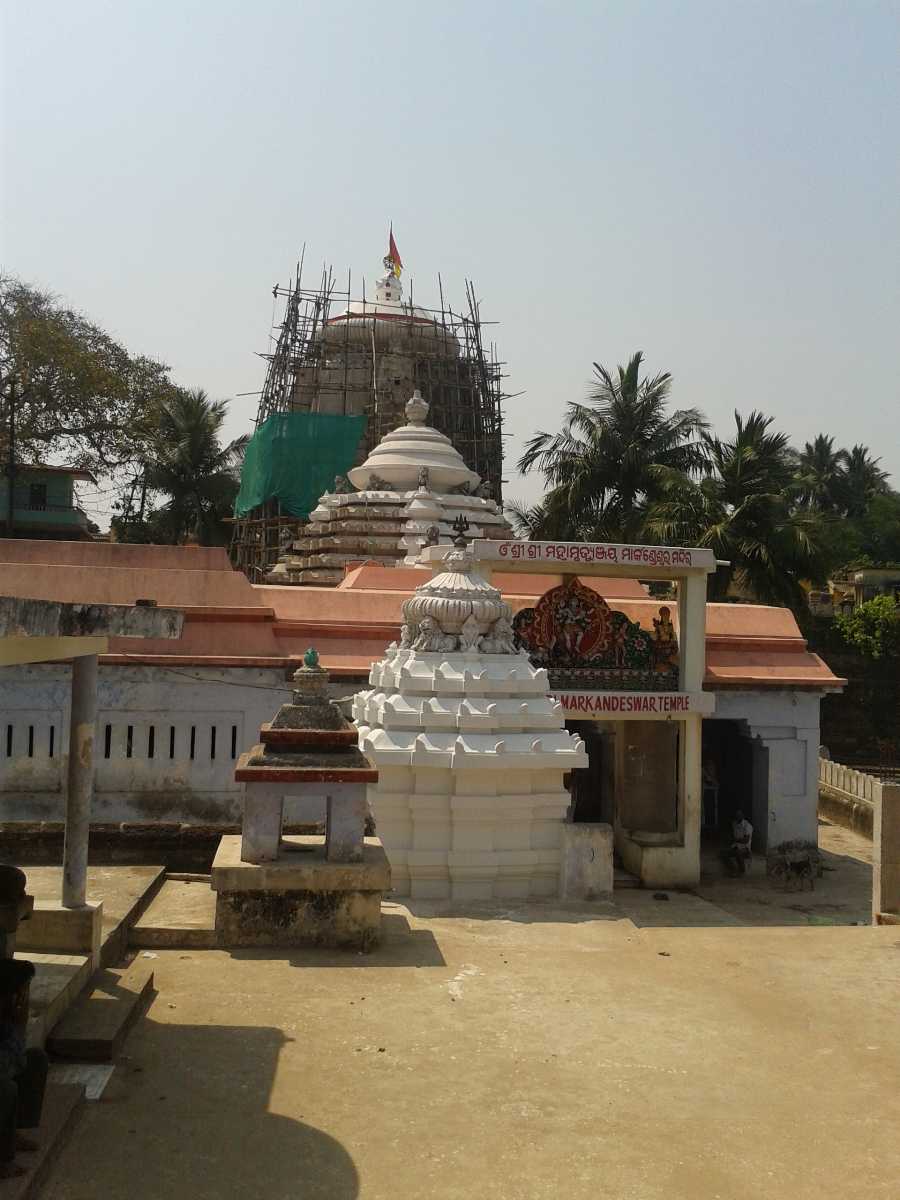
[0,277,174,480]
[835,595,900,660]
[125,388,239,545]
[795,434,846,512]
[646,411,828,607]
[840,444,889,518]
[516,352,707,542]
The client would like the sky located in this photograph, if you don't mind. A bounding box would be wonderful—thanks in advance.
[2,0,898,527]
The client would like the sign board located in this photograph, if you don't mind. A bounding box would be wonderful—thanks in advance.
[458,539,717,577]
[551,691,715,720]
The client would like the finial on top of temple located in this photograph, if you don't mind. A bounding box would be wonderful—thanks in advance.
[405,389,429,426]
[292,647,329,701]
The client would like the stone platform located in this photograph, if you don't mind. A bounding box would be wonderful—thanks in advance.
[211,835,390,951]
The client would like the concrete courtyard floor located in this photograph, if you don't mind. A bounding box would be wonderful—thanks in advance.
[41,831,900,1200]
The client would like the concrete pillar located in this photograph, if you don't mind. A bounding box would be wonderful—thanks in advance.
[679,712,703,884]
[678,573,707,694]
[62,653,97,908]
[242,788,284,864]
[873,782,900,924]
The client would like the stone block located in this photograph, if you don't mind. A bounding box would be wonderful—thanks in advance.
[559,823,614,901]
[241,792,284,864]
[211,835,389,951]
[17,901,103,965]
[213,834,389,892]
[325,791,366,862]
[215,887,382,951]
[409,876,450,899]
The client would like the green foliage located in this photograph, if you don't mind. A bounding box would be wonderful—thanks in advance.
[114,388,239,546]
[0,276,174,476]
[516,349,896,612]
[516,351,707,542]
[646,410,829,607]
[835,595,900,659]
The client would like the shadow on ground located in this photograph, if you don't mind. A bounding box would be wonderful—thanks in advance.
[226,909,447,968]
[41,1018,359,1200]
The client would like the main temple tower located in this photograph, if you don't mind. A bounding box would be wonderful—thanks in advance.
[231,236,506,580]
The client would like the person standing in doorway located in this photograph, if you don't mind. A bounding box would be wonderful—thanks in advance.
[722,810,753,876]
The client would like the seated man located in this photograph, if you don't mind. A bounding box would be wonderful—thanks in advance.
[722,810,754,877]
[0,959,48,1179]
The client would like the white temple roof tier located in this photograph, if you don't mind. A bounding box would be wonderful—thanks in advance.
[347,391,480,493]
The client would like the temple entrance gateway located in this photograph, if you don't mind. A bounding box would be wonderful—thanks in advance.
[419,539,718,890]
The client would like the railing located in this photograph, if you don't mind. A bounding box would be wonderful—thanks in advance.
[841,764,900,784]
[818,758,880,802]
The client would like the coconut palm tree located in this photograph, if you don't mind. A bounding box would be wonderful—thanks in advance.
[143,388,239,544]
[795,434,846,512]
[646,411,828,607]
[840,444,889,518]
[516,352,708,542]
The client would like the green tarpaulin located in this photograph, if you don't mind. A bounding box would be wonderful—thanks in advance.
[234,411,366,519]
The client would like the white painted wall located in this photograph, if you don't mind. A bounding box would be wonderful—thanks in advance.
[0,663,301,824]
[710,689,823,850]
[0,663,824,859]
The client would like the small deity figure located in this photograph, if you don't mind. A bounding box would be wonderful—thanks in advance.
[417,466,430,491]
[333,474,354,494]
[555,593,590,662]
[611,619,629,668]
[423,524,441,547]
[399,623,414,649]
[480,615,517,655]
[459,613,481,652]
[475,479,493,499]
[367,472,392,492]
[652,605,678,671]
[412,615,457,653]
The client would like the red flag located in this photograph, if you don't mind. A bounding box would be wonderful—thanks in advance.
[388,228,402,278]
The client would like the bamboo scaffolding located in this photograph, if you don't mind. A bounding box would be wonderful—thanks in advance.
[230,254,508,579]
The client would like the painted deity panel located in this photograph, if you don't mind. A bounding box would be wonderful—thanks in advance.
[513,576,679,692]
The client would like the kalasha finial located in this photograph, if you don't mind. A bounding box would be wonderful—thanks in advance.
[405,389,429,425]
[292,646,328,701]
[451,514,471,547]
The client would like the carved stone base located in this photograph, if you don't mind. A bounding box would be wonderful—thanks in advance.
[211,835,389,950]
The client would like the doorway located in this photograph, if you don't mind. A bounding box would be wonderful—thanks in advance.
[701,718,755,846]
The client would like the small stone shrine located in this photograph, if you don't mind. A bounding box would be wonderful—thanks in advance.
[211,649,390,949]
[266,390,512,585]
[354,525,594,900]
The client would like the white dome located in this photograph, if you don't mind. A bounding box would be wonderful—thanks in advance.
[347,391,480,493]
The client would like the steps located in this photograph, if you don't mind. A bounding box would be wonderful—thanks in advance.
[130,877,218,949]
[46,960,154,1062]
[0,1083,83,1200]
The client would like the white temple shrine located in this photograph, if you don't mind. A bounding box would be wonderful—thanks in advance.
[266,391,513,586]
[354,531,590,899]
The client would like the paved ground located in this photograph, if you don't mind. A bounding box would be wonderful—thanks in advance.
[40,824,899,1200]
[694,818,874,926]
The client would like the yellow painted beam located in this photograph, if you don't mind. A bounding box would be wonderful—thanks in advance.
[0,636,108,667]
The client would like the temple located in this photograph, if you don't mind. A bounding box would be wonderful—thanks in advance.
[265,390,513,585]
[231,241,505,581]
[355,530,588,899]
